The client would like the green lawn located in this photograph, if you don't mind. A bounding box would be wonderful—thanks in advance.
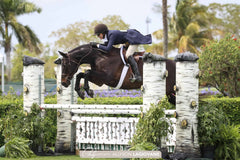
[0,155,121,160]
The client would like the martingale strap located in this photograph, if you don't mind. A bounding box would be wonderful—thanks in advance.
[115,46,129,89]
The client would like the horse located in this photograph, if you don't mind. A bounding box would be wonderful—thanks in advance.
[57,44,176,104]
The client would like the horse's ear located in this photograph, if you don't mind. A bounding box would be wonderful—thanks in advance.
[54,58,62,64]
[58,51,68,58]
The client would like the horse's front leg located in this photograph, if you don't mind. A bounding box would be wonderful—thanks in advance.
[75,72,85,99]
[83,70,94,98]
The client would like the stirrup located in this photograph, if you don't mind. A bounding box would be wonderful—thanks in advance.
[129,75,142,83]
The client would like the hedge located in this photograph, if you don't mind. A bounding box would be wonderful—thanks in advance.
[201,97,240,125]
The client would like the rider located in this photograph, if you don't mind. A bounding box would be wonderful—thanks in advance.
[90,24,152,82]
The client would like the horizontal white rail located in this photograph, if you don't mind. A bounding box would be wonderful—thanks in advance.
[71,109,141,115]
[72,116,139,123]
[40,104,176,115]
[40,104,142,109]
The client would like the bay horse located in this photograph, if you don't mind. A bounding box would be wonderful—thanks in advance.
[57,44,176,104]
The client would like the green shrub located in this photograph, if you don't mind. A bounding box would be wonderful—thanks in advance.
[0,93,23,147]
[198,98,240,159]
[202,97,240,125]
[0,96,23,117]
[43,96,142,104]
[198,103,228,146]
[215,124,240,160]
[44,96,57,104]
[5,137,34,158]
[130,96,173,149]
[0,104,57,153]
[0,95,141,149]
[78,97,142,104]
[199,33,240,97]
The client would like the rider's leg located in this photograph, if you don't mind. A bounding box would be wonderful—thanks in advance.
[126,45,142,82]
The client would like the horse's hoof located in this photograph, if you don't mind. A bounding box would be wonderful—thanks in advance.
[77,90,85,99]
[87,89,94,98]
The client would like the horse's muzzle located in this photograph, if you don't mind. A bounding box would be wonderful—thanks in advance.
[61,79,70,88]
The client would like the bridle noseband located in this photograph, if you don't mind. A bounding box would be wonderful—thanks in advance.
[62,45,93,82]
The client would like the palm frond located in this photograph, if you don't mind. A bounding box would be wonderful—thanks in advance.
[152,29,163,40]
[178,35,189,53]
[185,22,200,37]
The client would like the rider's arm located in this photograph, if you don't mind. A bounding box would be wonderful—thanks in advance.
[98,31,118,52]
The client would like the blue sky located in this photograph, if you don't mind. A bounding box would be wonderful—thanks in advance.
[16,0,239,46]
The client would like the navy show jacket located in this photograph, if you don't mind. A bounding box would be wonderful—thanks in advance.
[98,29,152,52]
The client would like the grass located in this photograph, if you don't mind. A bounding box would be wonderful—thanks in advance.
[0,155,121,160]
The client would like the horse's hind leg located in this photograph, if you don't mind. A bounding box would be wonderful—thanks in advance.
[75,72,85,99]
[83,70,94,98]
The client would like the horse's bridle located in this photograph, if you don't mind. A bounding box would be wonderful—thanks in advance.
[62,45,93,82]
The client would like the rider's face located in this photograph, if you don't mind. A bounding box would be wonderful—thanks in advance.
[98,33,104,39]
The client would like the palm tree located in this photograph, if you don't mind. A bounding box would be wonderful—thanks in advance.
[151,0,212,55]
[174,0,212,53]
[0,0,41,80]
[151,2,172,55]
[162,0,168,58]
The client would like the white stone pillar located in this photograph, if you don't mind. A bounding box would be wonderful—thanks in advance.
[23,57,44,112]
[174,54,200,157]
[54,60,77,153]
[143,60,167,111]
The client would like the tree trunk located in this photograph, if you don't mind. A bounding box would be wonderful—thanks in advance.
[162,0,168,58]
[4,43,11,81]
[4,22,11,81]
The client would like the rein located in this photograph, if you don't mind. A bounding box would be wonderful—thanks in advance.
[64,45,93,80]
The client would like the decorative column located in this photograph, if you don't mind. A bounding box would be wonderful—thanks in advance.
[23,55,45,112]
[54,58,77,153]
[174,52,200,157]
[142,53,167,111]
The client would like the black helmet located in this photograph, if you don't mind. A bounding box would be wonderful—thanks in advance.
[94,24,108,35]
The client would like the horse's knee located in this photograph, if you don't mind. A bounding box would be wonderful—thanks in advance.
[76,72,84,79]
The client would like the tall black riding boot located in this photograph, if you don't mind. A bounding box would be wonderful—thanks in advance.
[127,55,142,82]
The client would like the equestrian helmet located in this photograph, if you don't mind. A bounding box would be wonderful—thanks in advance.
[94,24,108,35]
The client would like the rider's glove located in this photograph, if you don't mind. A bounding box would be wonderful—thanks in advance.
[90,42,98,48]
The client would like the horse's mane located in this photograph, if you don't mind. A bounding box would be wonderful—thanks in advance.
[68,44,91,54]
[68,43,121,58]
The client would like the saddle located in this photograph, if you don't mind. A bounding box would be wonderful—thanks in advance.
[96,46,144,63]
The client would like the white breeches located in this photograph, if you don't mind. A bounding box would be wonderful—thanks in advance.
[126,45,139,58]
